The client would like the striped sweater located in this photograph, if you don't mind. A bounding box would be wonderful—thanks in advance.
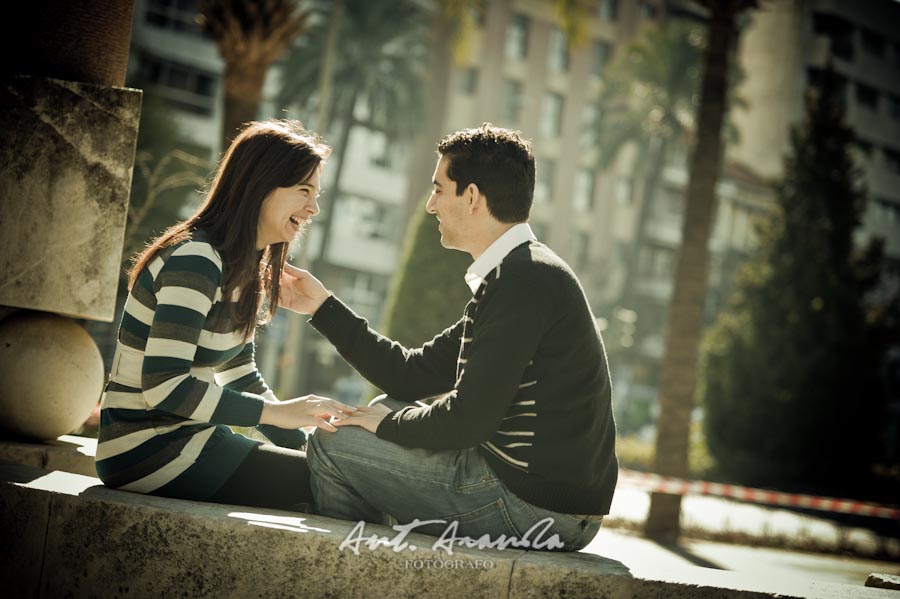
[309,240,618,515]
[96,232,304,498]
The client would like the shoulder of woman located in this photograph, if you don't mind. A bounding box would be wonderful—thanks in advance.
[168,236,224,270]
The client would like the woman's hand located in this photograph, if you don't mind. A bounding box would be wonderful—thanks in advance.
[279,263,332,315]
[259,395,355,432]
[331,402,392,434]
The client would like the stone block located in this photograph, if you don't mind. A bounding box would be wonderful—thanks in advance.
[2,465,894,599]
[0,435,97,477]
[0,463,51,599]
[866,573,900,590]
[36,483,518,598]
[0,75,140,322]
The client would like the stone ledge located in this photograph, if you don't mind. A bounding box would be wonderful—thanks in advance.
[1,462,894,599]
[0,434,97,477]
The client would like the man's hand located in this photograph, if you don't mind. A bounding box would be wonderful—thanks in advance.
[279,263,332,315]
[331,402,392,434]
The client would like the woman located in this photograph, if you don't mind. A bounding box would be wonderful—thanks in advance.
[96,120,353,512]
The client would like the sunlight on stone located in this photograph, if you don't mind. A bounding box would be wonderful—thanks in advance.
[228,511,332,534]
[27,471,97,494]
[59,435,97,457]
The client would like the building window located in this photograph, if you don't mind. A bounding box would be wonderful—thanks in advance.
[547,28,569,73]
[145,0,204,35]
[574,169,595,212]
[502,79,524,123]
[663,185,684,216]
[639,245,674,279]
[598,0,618,22]
[581,103,598,149]
[806,67,847,103]
[884,147,900,174]
[535,158,556,204]
[888,95,900,121]
[371,133,397,169]
[855,137,873,158]
[358,199,396,241]
[139,55,216,116]
[575,232,591,271]
[874,197,900,225]
[860,28,885,58]
[457,67,478,95]
[640,1,658,20]
[540,92,564,137]
[812,12,854,61]
[616,177,633,205]
[592,40,613,79]
[505,13,529,61]
[468,0,486,27]
[856,82,879,111]
[340,271,385,318]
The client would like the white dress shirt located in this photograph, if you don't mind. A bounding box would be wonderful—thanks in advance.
[464,223,537,294]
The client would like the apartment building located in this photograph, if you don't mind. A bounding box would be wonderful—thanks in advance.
[730,0,900,296]
[123,0,778,416]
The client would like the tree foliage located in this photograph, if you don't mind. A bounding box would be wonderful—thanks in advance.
[199,0,311,148]
[700,66,899,493]
[277,0,427,140]
[120,84,211,270]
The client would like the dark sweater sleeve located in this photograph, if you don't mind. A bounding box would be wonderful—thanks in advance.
[376,267,548,450]
[309,295,462,401]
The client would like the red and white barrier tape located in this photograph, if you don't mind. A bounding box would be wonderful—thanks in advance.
[618,469,900,520]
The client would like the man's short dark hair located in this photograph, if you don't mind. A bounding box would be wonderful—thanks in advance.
[437,123,535,223]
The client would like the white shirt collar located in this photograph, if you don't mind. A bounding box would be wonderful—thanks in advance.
[464,223,536,294]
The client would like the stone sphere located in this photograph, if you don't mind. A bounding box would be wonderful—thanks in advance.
[0,311,104,441]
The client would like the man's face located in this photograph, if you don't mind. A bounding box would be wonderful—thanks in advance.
[426,155,470,251]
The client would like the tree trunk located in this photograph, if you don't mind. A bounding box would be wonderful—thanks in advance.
[316,88,358,268]
[8,0,134,87]
[294,88,358,394]
[644,1,736,543]
[221,65,267,151]
[401,5,455,229]
[619,136,670,307]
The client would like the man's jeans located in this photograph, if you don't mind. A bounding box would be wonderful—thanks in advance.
[307,397,602,551]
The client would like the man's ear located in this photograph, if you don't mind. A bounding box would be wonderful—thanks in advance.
[467,183,483,214]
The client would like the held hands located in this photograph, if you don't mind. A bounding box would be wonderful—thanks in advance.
[278,263,332,315]
[260,395,355,433]
[331,402,392,434]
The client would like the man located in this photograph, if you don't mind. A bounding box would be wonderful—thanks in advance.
[280,124,617,550]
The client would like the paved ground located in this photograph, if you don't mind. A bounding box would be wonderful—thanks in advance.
[593,485,900,588]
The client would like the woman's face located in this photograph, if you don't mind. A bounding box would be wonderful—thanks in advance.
[256,166,322,249]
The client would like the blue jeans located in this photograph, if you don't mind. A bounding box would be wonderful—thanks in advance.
[307,397,602,551]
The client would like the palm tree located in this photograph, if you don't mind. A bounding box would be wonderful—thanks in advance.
[644,0,758,543]
[198,0,311,150]
[276,0,429,395]
[279,0,428,264]
[591,23,705,307]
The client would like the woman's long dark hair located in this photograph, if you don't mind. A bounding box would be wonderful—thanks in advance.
[129,120,331,340]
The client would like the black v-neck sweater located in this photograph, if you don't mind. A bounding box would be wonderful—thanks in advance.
[310,241,618,515]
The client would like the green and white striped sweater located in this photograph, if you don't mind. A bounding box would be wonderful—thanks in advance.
[96,231,303,498]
